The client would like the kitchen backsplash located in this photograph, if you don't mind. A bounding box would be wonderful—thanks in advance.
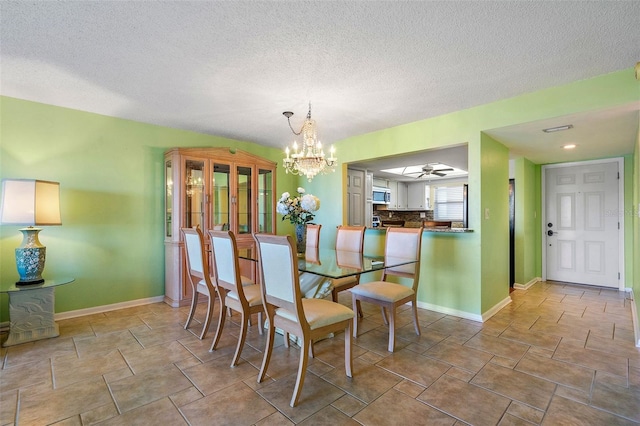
[373,209,434,222]
[373,208,465,228]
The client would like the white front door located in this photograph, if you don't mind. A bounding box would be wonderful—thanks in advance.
[543,159,622,288]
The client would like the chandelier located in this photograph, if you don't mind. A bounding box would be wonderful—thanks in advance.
[282,103,337,182]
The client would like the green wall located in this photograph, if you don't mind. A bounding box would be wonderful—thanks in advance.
[479,133,510,313]
[1,66,638,323]
[0,96,296,321]
[634,123,640,344]
[513,157,538,285]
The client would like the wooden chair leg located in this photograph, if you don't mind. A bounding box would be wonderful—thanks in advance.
[257,312,264,335]
[387,306,396,352]
[184,290,199,330]
[344,320,353,377]
[209,298,227,351]
[199,293,215,339]
[257,320,275,383]
[291,336,311,407]
[381,306,389,325]
[412,300,421,336]
[230,311,248,367]
[352,296,360,338]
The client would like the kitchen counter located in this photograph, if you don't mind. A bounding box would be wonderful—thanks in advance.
[369,226,473,233]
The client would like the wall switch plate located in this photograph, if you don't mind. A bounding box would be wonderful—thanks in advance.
[420,212,426,218]
[484,208,490,219]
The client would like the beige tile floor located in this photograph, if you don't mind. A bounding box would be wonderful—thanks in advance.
[1,281,639,425]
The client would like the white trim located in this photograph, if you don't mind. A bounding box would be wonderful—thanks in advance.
[416,296,511,323]
[481,296,512,322]
[54,296,165,320]
[0,296,167,333]
[541,158,625,290]
[416,300,482,322]
[513,277,541,290]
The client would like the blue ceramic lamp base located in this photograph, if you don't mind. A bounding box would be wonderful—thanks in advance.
[15,227,46,285]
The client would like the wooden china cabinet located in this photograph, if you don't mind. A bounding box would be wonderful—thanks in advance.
[164,147,276,307]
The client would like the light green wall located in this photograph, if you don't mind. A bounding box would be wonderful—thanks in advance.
[479,133,510,313]
[634,123,640,342]
[2,67,638,322]
[514,157,538,284]
[0,96,296,321]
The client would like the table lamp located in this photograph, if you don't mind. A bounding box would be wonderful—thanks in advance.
[0,179,61,285]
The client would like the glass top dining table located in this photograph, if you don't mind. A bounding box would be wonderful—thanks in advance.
[239,247,417,280]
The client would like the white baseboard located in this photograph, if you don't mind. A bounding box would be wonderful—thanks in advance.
[481,295,513,322]
[513,277,541,290]
[0,296,166,333]
[415,301,482,322]
[54,296,166,321]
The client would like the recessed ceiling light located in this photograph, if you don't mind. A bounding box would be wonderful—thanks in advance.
[543,124,573,133]
[563,144,577,150]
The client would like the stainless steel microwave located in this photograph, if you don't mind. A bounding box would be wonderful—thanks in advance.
[372,186,390,205]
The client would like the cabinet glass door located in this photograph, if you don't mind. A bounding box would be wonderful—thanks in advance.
[212,163,230,231]
[184,159,205,229]
[165,160,173,237]
[258,168,273,233]
[236,165,252,235]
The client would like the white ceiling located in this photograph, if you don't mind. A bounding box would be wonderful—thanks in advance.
[1,1,639,169]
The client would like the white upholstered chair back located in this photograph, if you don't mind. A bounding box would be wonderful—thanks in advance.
[335,226,365,252]
[306,224,321,249]
[254,234,300,308]
[382,227,422,288]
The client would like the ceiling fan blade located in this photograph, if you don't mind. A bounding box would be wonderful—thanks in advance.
[435,168,454,172]
[433,172,446,177]
[416,172,426,179]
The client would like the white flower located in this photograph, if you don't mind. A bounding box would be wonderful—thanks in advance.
[300,194,320,212]
[276,202,290,215]
[276,188,320,225]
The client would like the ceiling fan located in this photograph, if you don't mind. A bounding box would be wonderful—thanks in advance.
[407,164,454,179]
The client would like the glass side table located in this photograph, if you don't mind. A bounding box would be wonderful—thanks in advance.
[1,277,75,347]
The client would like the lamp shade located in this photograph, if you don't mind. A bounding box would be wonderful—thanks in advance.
[0,179,61,226]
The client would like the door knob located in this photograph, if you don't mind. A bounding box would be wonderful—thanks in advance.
[547,230,554,236]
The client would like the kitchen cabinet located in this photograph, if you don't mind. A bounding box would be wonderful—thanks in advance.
[407,182,428,209]
[388,181,407,209]
[164,147,276,307]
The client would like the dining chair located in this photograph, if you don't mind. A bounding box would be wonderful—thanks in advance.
[331,226,366,315]
[299,223,329,298]
[253,233,355,407]
[350,227,423,352]
[208,230,264,367]
[306,223,321,248]
[181,227,217,339]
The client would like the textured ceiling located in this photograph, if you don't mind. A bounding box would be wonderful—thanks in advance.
[1,1,639,169]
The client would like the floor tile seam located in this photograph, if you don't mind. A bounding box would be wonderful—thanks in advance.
[468,374,558,414]
[567,332,636,363]
[461,336,533,362]
[416,377,509,425]
[553,390,640,424]
[102,371,125,417]
[495,332,560,353]
[512,358,596,394]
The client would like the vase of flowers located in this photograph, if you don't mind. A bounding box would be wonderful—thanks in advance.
[277,187,321,254]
